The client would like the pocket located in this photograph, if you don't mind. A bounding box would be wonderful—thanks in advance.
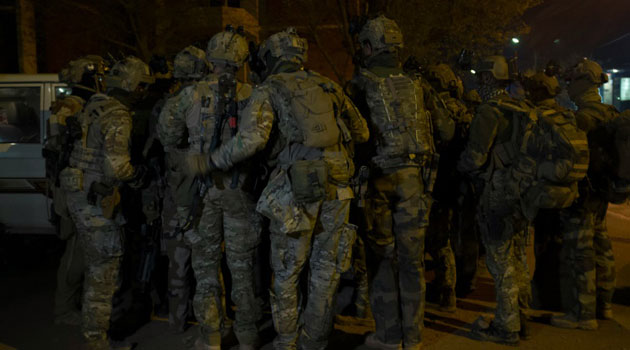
[59,168,83,192]
[256,170,316,234]
[336,223,357,272]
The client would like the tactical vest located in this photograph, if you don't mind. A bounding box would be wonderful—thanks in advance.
[359,68,434,168]
[186,77,252,155]
[68,94,128,187]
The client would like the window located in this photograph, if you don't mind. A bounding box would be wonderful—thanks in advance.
[210,0,224,6]
[0,87,41,143]
[620,78,630,101]
[227,0,240,7]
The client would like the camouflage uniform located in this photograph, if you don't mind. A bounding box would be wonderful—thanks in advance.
[170,31,263,349]
[156,45,208,333]
[349,17,454,349]
[60,57,152,345]
[48,96,86,320]
[207,28,369,350]
[458,57,531,339]
[425,64,475,308]
[47,56,107,324]
[61,93,135,342]
[553,60,617,325]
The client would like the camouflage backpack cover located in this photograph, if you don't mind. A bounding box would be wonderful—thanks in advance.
[491,99,589,219]
[267,70,347,149]
[357,68,435,168]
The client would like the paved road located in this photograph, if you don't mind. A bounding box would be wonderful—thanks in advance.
[1,204,629,349]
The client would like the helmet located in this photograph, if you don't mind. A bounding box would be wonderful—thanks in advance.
[206,26,249,68]
[477,55,510,81]
[526,72,561,97]
[258,27,308,64]
[568,58,608,85]
[105,56,155,92]
[463,89,482,105]
[173,45,209,79]
[358,15,403,54]
[59,55,107,92]
[426,63,459,91]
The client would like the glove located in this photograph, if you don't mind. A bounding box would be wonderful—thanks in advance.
[185,153,215,176]
[127,164,149,189]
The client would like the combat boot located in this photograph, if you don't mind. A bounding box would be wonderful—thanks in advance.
[470,319,519,346]
[519,311,532,340]
[109,339,136,350]
[550,313,598,330]
[193,338,220,350]
[85,339,109,350]
[597,303,614,320]
[363,333,402,350]
[438,289,456,313]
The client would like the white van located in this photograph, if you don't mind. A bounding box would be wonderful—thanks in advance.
[0,74,68,234]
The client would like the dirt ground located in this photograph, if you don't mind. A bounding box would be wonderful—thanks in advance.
[1,204,629,350]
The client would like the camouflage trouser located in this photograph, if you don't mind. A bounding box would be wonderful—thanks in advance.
[352,236,370,318]
[365,167,429,347]
[188,186,262,346]
[558,194,616,320]
[477,169,531,333]
[426,201,456,296]
[66,190,123,341]
[270,198,352,350]
[54,223,85,317]
[162,179,193,333]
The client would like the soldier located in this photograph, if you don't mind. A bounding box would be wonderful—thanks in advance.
[190,27,369,350]
[551,59,617,330]
[457,56,532,345]
[164,27,261,350]
[157,45,210,334]
[45,56,106,325]
[525,72,571,310]
[58,56,153,350]
[349,16,453,350]
[424,63,475,311]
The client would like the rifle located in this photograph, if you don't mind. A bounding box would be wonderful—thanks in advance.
[137,220,161,288]
[213,73,240,189]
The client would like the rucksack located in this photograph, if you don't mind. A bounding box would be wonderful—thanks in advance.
[270,71,344,149]
[491,99,589,218]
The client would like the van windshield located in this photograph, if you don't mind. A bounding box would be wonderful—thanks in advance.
[0,87,41,144]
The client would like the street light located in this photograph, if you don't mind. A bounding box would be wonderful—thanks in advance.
[470,69,476,74]
[512,37,520,44]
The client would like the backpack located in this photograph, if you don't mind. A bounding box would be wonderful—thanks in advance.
[270,71,344,149]
[360,69,435,164]
[491,99,589,218]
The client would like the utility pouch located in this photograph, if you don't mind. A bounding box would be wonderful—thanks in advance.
[422,153,440,193]
[87,182,121,219]
[101,187,121,219]
[289,159,328,203]
[59,168,83,192]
